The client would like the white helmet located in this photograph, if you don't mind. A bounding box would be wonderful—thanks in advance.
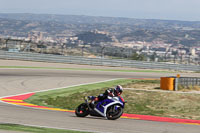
[114,85,123,96]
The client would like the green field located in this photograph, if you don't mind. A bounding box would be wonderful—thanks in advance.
[25,79,134,107]
[0,123,90,133]
[25,79,200,120]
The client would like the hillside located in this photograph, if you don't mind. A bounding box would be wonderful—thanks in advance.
[0,13,200,46]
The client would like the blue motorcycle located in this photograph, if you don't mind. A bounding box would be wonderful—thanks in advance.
[75,96,126,120]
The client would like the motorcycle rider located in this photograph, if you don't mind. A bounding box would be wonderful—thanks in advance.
[88,85,123,108]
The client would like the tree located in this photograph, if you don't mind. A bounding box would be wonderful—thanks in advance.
[172,51,178,64]
[131,52,146,61]
[150,52,157,61]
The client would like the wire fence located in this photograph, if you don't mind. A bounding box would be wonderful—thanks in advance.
[0,51,199,71]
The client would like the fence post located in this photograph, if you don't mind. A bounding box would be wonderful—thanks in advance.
[174,78,179,91]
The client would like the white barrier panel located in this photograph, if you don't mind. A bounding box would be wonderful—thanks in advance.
[0,51,199,71]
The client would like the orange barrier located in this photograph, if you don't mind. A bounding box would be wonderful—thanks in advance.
[160,77,175,91]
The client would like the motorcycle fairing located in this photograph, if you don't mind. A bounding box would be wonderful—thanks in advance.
[94,97,123,117]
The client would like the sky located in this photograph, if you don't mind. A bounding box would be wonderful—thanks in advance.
[0,0,200,21]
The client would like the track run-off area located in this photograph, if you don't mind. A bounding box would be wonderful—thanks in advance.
[0,59,200,133]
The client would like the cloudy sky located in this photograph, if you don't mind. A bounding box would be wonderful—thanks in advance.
[0,0,200,21]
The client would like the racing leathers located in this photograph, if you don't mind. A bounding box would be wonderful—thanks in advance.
[97,88,115,101]
[88,88,115,107]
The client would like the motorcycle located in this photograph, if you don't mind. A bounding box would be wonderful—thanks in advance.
[75,96,126,120]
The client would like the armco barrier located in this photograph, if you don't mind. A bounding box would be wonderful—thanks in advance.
[161,76,200,91]
[178,77,200,87]
[0,51,200,71]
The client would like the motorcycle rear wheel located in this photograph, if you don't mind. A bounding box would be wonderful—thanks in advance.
[106,105,123,120]
[75,103,89,117]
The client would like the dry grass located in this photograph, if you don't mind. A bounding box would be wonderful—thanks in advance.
[178,85,200,92]
[125,83,159,90]
[124,81,200,120]
[123,89,200,120]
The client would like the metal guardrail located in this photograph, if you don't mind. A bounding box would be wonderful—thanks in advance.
[178,77,200,86]
[162,77,200,91]
[0,51,199,71]
[174,77,200,91]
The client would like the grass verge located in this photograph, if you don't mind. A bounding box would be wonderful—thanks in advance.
[0,123,90,133]
[0,66,171,73]
[178,85,200,91]
[25,79,200,120]
[25,79,134,107]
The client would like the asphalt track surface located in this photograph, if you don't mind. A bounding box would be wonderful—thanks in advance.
[0,60,200,133]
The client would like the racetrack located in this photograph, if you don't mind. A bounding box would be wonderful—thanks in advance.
[0,60,200,133]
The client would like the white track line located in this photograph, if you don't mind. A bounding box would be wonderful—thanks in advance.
[20,123,109,133]
[0,78,122,132]
[0,78,122,99]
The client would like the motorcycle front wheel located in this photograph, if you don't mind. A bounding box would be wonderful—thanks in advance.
[75,103,89,117]
[106,105,123,120]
